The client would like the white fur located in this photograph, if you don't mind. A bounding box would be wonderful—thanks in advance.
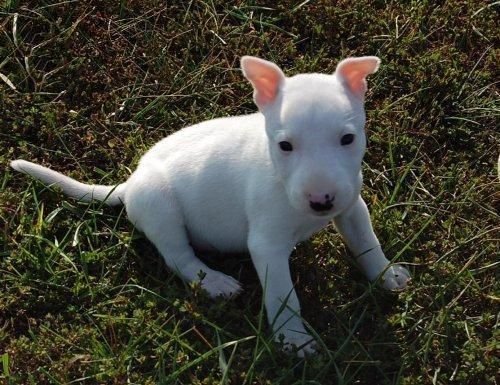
[10,56,410,356]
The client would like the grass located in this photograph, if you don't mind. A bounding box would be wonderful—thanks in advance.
[0,0,498,384]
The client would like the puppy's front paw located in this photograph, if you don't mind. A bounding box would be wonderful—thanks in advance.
[199,270,242,298]
[277,331,318,358]
[381,264,411,291]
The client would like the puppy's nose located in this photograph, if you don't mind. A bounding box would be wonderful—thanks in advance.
[308,193,334,212]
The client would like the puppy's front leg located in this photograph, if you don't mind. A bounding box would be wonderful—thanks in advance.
[248,232,316,356]
[334,196,410,290]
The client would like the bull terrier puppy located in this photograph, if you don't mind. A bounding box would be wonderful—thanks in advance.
[11,56,410,356]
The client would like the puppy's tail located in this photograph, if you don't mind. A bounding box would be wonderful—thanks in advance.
[10,159,126,206]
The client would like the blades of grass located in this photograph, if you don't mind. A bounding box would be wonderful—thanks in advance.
[219,332,238,385]
[390,211,437,263]
[242,312,276,385]
[72,221,84,247]
[45,206,64,223]
[456,45,492,100]
[430,248,488,309]
[1,353,9,377]
[388,144,422,205]
[25,234,78,273]
[435,227,498,264]
[243,269,272,384]
[165,336,255,382]
[37,368,64,385]
[216,330,228,375]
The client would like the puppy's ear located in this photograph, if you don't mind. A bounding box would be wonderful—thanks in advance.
[241,56,285,110]
[335,56,380,98]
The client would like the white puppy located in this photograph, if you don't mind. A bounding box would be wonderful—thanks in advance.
[11,56,410,356]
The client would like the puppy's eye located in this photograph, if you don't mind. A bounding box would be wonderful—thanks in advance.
[279,141,293,152]
[341,134,355,146]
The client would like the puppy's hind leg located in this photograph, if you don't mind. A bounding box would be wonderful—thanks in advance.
[126,181,241,298]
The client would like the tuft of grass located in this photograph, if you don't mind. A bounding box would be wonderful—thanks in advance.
[1,1,498,384]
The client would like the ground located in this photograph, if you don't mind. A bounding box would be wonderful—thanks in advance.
[0,1,498,384]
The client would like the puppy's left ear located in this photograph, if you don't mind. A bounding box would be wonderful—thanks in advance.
[241,56,285,111]
[335,56,380,99]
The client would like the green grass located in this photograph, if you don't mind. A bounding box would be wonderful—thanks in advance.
[0,1,498,384]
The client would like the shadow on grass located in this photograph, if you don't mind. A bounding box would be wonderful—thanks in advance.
[126,221,408,384]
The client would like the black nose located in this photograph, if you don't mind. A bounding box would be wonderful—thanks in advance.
[309,200,333,212]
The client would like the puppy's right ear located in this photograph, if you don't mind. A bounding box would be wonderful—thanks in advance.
[241,56,285,110]
[335,56,380,99]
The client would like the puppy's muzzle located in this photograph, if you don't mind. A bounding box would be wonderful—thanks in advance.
[308,193,334,212]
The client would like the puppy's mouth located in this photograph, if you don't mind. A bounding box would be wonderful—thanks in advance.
[309,200,333,212]
[308,197,336,216]
[308,206,336,217]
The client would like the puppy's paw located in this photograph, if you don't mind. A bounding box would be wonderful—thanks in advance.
[199,270,242,298]
[381,264,411,291]
[277,331,318,358]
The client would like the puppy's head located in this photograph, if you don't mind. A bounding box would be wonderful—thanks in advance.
[242,55,380,217]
